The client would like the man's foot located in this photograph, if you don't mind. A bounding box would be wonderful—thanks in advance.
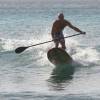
[61,47,66,50]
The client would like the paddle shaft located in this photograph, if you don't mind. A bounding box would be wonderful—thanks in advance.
[28,33,83,48]
[15,33,85,54]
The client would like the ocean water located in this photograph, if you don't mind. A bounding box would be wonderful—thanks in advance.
[0,0,100,100]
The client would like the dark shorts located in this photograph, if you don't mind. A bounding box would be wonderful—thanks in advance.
[53,32,65,43]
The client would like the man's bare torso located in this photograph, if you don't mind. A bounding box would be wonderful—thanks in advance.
[52,19,69,34]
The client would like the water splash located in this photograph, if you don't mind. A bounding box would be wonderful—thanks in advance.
[0,36,99,67]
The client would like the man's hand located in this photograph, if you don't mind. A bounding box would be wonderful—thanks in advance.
[80,32,86,35]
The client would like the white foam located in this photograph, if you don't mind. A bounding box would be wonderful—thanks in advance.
[72,47,100,66]
[0,37,42,51]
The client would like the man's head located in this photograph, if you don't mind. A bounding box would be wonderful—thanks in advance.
[58,13,64,20]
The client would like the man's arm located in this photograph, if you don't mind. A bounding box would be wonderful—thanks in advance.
[66,20,85,34]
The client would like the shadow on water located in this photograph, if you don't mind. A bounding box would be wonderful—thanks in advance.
[47,63,75,91]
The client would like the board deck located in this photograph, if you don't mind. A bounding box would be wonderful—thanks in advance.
[47,48,72,65]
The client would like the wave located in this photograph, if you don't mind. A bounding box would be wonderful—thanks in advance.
[0,38,42,52]
[0,37,100,67]
[0,36,99,67]
[72,47,100,66]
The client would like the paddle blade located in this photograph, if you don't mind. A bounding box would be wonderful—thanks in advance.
[15,47,28,54]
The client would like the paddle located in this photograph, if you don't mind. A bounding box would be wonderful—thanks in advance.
[15,32,86,54]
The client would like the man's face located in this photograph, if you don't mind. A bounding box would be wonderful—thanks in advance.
[58,14,64,20]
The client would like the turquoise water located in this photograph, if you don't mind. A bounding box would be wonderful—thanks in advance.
[0,0,100,100]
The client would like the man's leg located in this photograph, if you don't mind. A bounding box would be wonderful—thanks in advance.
[60,39,66,50]
[54,41,59,48]
[59,33,66,50]
[53,33,59,48]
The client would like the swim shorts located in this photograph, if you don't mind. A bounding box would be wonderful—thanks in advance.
[53,32,64,43]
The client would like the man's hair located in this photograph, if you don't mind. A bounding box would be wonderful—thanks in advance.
[58,13,64,19]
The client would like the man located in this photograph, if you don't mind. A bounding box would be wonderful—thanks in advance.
[51,13,85,50]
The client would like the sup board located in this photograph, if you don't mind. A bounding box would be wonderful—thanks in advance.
[47,48,73,65]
